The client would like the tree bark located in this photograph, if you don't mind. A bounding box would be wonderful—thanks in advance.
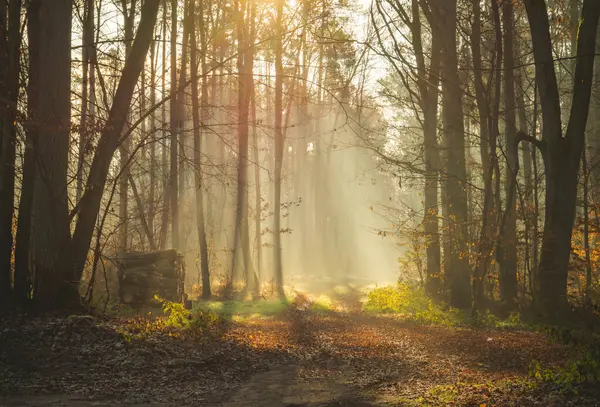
[191,0,211,298]
[29,0,76,307]
[0,0,22,305]
[411,0,442,298]
[169,0,179,250]
[273,0,285,299]
[118,0,137,255]
[499,0,518,304]
[436,0,471,308]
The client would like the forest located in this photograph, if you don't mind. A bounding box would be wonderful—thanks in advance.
[2,0,600,406]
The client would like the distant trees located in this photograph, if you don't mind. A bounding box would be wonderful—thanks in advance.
[1,0,378,311]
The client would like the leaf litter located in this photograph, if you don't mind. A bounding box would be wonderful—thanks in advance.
[1,296,598,406]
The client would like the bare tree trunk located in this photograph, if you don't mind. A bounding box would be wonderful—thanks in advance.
[583,147,592,305]
[118,0,137,255]
[177,0,190,252]
[499,0,518,305]
[251,87,262,282]
[0,0,22,305]
[273,0,285,299]
[29,0,76,307]
[160,0,169,249]
[71,0,160,285]
[231,0,257,294]
[437,0,471,308]
[191,0,211,298]
[77,0,93,204]
[470,0,498,309]
[169,0,179,250]
[515,39,534,294]
[414,2,442,298]
[148,19,157,241]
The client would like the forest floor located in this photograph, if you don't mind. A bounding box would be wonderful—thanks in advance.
[1,289,599,407]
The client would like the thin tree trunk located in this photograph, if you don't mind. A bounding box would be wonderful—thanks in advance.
[409,0,442,298]
[71,0,160,284]
[273,0,285,300]
[231,0,257,294]
[169,0,179,249]
[499,0,518,305]
[118,0,137,255]
[0,0,22,305]
[177,0,190,252]
[148,19,157,241]
[14,0,33,307]
[251,87,262,282]
[160,0,169,249]
[191,0,211,298]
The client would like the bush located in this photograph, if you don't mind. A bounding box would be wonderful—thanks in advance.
[529,352,600,392]
[364,283,430,314]
[119,296,223,341]
[364,284,527,329]
[530,328,600,392]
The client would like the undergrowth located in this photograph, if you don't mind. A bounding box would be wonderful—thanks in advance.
[118,296,223,341]
[193,298,290,320]
[365,284,600,396]
[529,329,600,393]
[364,283,525,329]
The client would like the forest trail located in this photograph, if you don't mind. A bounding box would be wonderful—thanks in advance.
[0,292,587,406]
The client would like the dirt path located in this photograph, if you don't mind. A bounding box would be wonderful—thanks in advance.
[0,297,596,406]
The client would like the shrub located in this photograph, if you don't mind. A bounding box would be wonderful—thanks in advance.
[364,283,430,314]
[119,296,222,341]
[364,284,527,329]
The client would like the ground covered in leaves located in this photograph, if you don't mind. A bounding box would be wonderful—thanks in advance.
[1,293,599,406]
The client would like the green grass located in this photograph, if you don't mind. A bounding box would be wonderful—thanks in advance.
[193,299,289,320]
[311,294,335,312]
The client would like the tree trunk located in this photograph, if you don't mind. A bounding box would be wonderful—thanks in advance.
[169,0,179,250]
[251,87,262,282]
[410,0,442,298]
[499,0,518,304]
[29,0,76,307]
[273,0,285,299]
[148,18,157,241]
[191,0,211,298]
[0,0,22,305]
[118,0,137,255]
[159,0,169,250]
[231,0,257,294]
[71,0,160,284]
[437,0,471,308]
[77,0,94,204]
[470,0,499,309]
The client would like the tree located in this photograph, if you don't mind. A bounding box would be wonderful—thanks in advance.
[71,0,161,290]
[28,0,74,306]
[523,0,600,317]
[0,0,22,306]
[273,0,285,299]
[435,0,471,308]
[190,0,211,298]
[498,0,517,305]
